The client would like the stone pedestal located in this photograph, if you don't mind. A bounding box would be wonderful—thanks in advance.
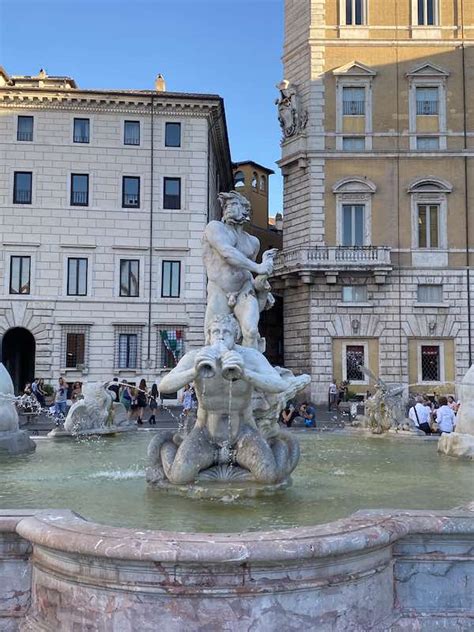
[438,432,474,459]
[437,363,474,460]
[0,429,36,455]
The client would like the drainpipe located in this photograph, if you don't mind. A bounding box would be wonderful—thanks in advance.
[460,0,472,366]
[147,94,155,366]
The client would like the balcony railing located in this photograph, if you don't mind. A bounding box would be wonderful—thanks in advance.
[13,189,32,204]
[71,191,88,206]
[123,194,139,207]
[17,131,33,141]
[274,246,392,273]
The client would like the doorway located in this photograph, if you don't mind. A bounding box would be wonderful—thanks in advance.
[1,327,36,394]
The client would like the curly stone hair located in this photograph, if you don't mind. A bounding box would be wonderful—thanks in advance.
[205,313,242,345]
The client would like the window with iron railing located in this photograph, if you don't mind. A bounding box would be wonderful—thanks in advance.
[61,325,90,369]
[342,87,365,115]
[9,256,31,294]
[13,172,32,204]
[73,118,90,143]
[124,121,140,146]
[122,176,140,208]
[346,345,365,381]
[416,87,439,115]
[118,333,138,369]
[17,116,33,141]
[158,328,184,368]
[70,174,89,206]
[421,345,440,381]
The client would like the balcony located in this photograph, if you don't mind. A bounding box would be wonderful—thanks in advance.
[273,246,392,285]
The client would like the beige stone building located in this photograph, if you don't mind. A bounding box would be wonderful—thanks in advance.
[0,68,232,393]
[274,0,474,402]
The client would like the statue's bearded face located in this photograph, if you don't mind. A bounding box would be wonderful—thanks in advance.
[223,199,251,225]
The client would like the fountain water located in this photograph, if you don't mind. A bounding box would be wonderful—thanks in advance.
[0,363,36,454]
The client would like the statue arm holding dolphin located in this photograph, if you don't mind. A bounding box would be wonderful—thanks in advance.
[205,222,275,275]
[158,351,198,394]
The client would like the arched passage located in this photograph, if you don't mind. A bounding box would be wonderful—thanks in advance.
[1,327,35,394]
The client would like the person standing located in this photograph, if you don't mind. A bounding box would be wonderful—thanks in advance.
[71,382,82,403]
[119,382,133,418]
[136,379,148,425]
[328,380,338,411]
[54,377,68,417]
[148,383,159,425]
[408,395,431,435]
[107,377,120,402]
[435,396,456,434]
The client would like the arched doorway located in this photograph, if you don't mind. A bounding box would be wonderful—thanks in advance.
[1,327,35,394]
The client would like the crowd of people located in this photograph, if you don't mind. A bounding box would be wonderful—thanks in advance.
[408,394,459,435]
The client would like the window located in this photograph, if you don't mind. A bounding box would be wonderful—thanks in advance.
[259,175,266,191]
[251,172,258,188]
[416,87,438,115]
[165,122,181,147]
[416,137,439,151]
[71,174,89,206]
[120,259,139,297]
[124,121,140,146]
[118,333,138,369]
[13,172,32,204]
[66,333,85,368]
[158,328,184,368]
[9,256,31,294]
[342,137,365,151]
[163,177,181,209]
[122,176,140,208]
[161,261,181,298]
[67,258,88,296]
[61,325,90,369]
[343,87,365,115]
[344,0,365,25]
[417,0,438,26]
[234,170,245,188]
[418,204,439,248]
[342,204,364,246]
[345,345,365,381]
[73,118,90,143]
[17,116,33,141]
[342,286,368,302]
[417,284,443,303]
[421,345,440,381]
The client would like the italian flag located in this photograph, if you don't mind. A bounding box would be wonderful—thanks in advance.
[159,330,183,366]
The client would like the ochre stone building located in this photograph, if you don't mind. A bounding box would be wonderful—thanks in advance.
[274,0,474,402]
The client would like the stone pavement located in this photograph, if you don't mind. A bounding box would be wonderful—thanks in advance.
[20,404,347,435]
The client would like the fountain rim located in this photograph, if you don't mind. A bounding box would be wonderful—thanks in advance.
[10,504,474,565]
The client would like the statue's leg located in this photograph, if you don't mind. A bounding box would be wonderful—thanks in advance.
[205,282,232,336]
[234,294,260,348]
[168,426,215,485]
[235,425,279,484]
[271,430,300,477]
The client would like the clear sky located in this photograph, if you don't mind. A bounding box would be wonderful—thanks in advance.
[0,0,285,215]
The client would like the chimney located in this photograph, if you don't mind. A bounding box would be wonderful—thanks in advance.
[154,74,166,92]
[275,213,283,231]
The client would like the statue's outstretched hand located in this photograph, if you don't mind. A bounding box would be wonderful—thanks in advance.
[257,249,278,276]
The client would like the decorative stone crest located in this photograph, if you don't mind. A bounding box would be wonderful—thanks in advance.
[275,79,308,140]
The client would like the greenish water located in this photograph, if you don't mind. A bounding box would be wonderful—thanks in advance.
[0,432,472,533]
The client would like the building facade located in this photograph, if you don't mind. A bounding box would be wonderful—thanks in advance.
[275,0,474,402]
[0,68,232,392]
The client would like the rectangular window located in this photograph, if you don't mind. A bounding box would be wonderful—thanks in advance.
[67,258,88,296]
[122,176,140,208]
[343,87,365,115]
[66,333,85,368]
[9,256,31,294]
[416,136,439,151]
[342,204,364,246]
[163,177,181,209]
[346,345,365,381]
[418,0,438,25]
[118,333,138,369]
[159,328,184,368]
[416,87,439,115]
[342,286,368,303]
[165,122,181,147]
[13,171,32,204]
[73,118,90,143]
[124,120,140,145]
[70,174,89,206]
[120,259,139,297]
[17,116,33,141]
[345,0,364,25]
[418,204,439,248]
[421,345,440,381]
[161,261,181,298]
[342,137,365,151]
[417,284,443,303]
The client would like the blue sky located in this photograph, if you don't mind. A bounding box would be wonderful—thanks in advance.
[0,0,285,215]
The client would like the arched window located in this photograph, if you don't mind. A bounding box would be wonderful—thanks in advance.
[259,175,266,192]
[251,172,258,188]
[332,177,376,246]
[234,171,245,188]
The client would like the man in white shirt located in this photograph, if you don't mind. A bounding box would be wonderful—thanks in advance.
[328,380,338,411]
[435,396,456,434]
[408,395,432,435]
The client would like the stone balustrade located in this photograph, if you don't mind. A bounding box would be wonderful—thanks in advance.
[0,505,473,631]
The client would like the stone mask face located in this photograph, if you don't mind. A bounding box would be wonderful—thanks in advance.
[209,325,235,350]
